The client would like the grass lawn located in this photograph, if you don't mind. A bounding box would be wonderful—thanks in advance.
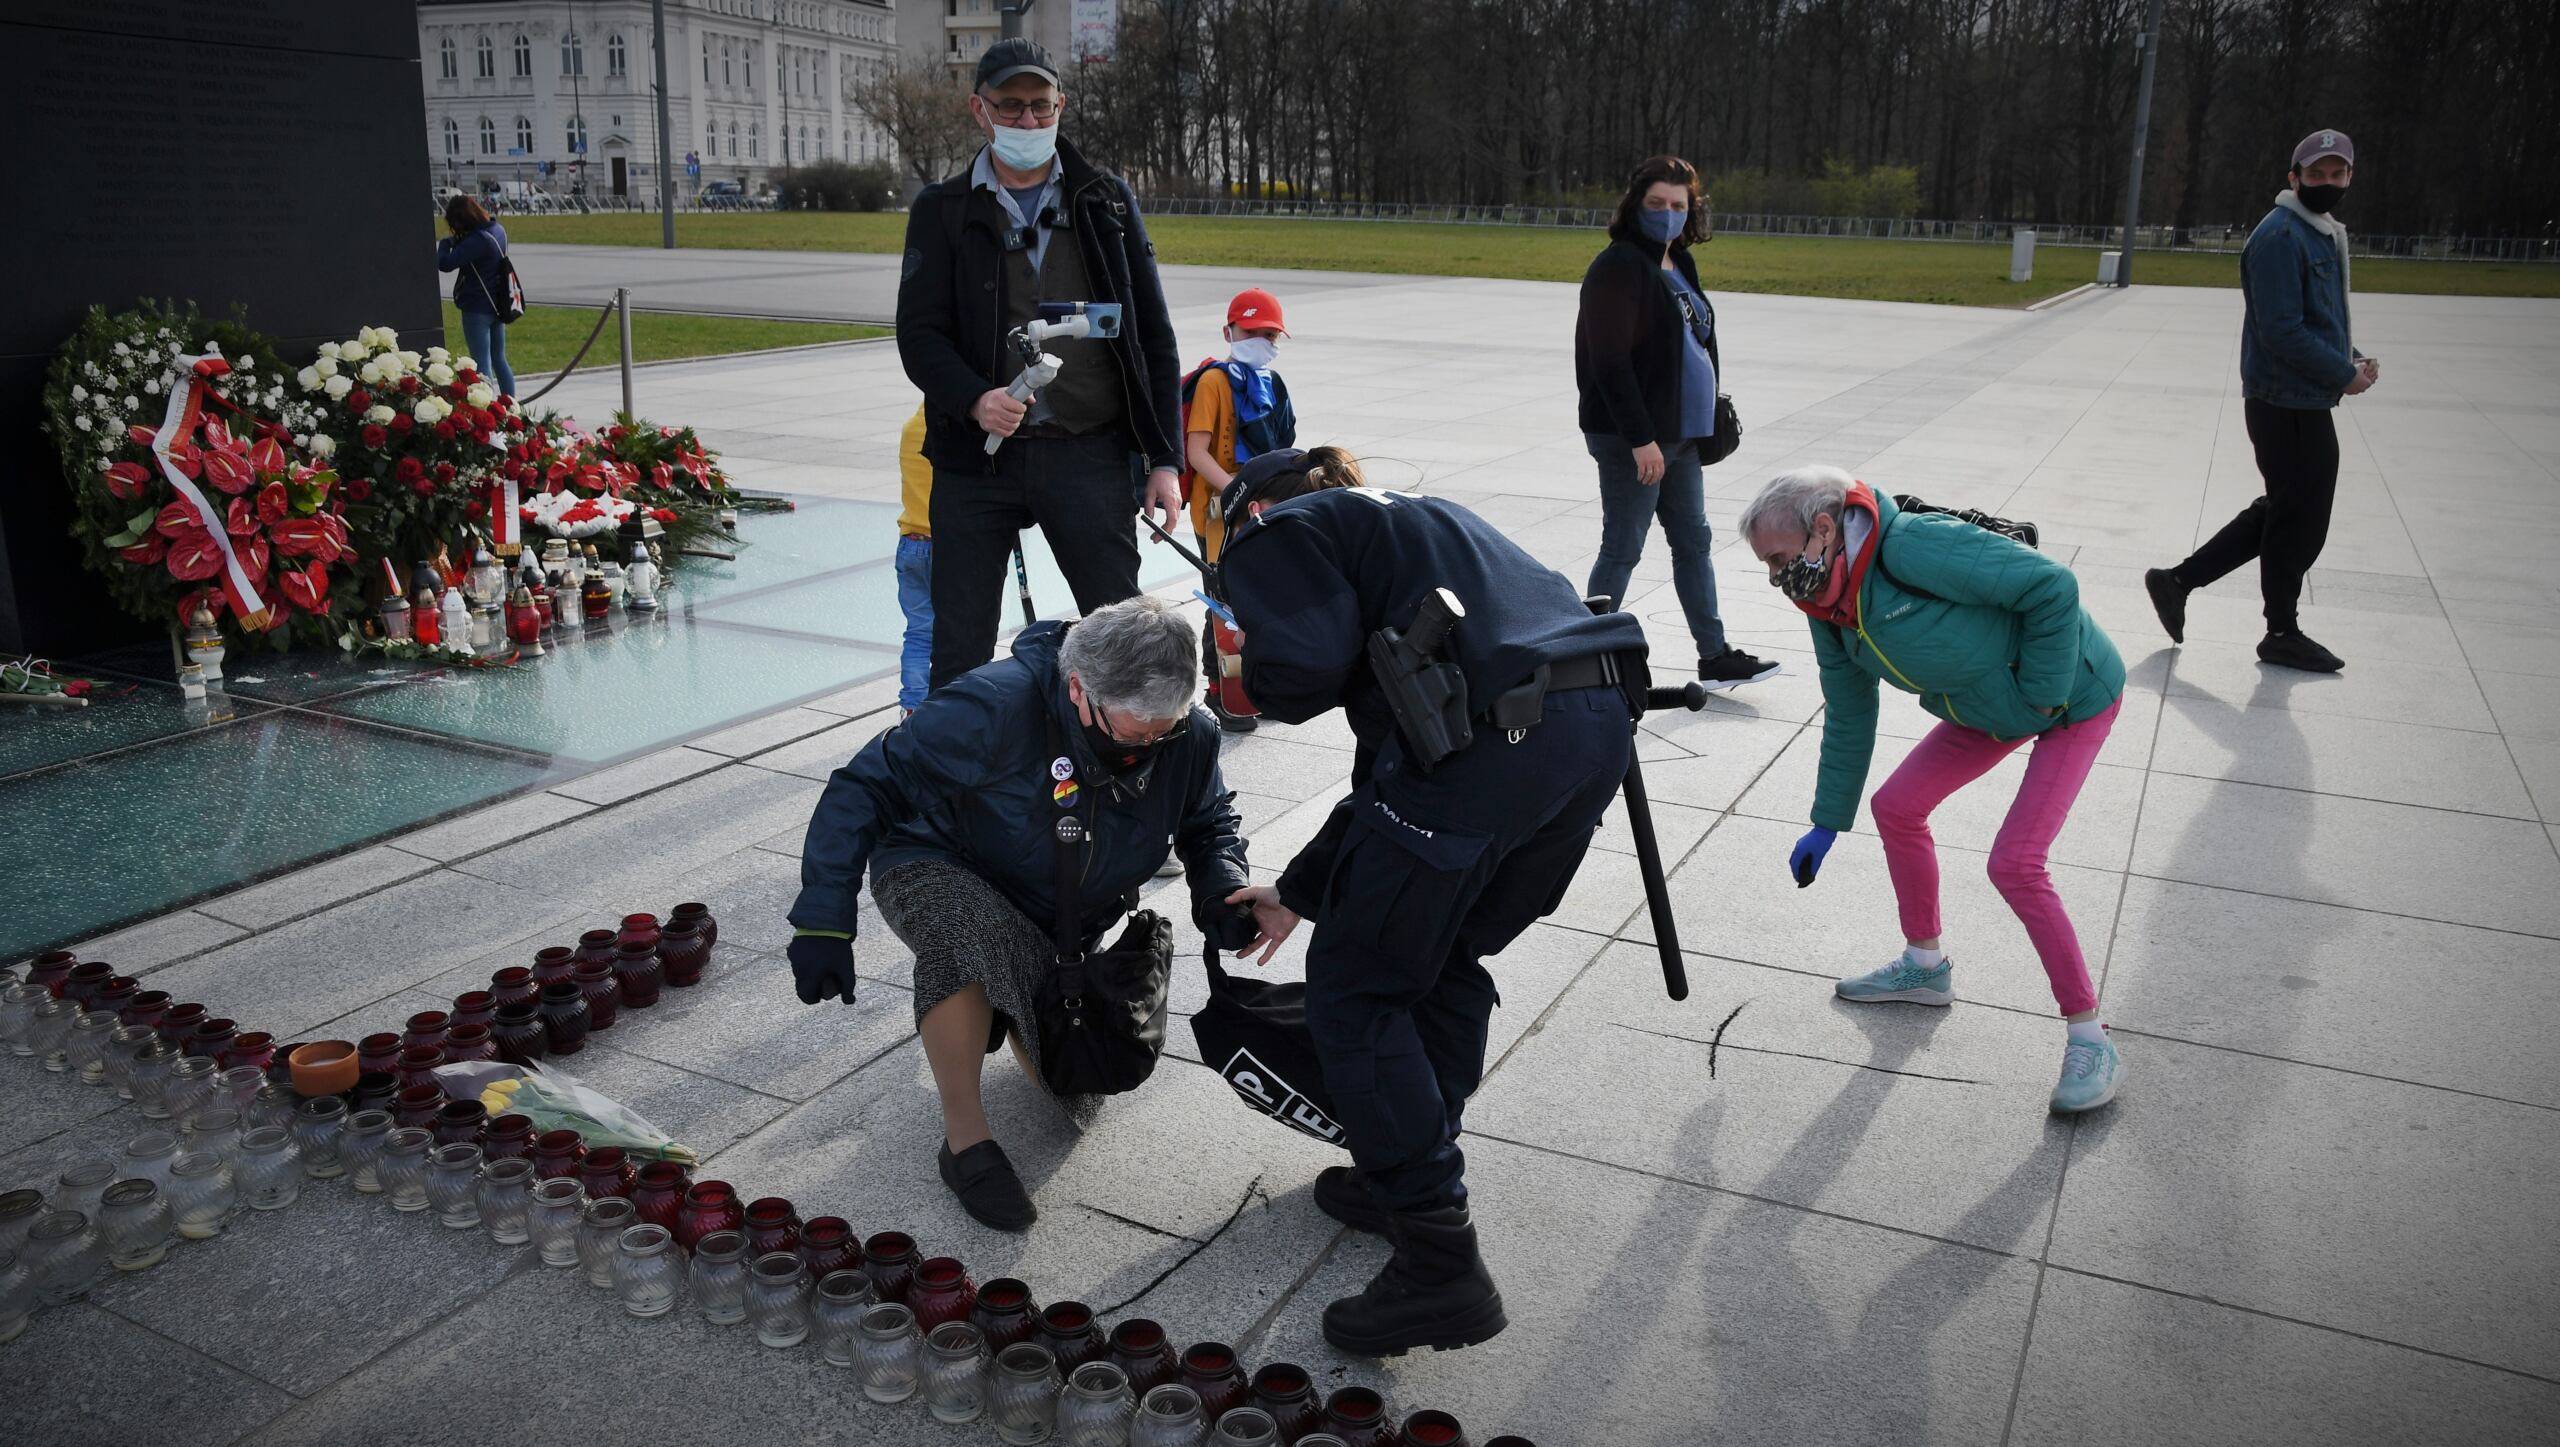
[498,211,2560,307]
[440,300,885,375]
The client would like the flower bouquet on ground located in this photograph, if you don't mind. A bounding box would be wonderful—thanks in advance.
[0,658,98,707]
[292,326,525,573]
[433,1060,698,1165]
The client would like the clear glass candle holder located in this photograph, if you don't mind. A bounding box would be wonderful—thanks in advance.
[529,1177,587,1267]
[51,1159,116,1222]
[165,1150,235,1239]
[248,1083,301,1131]
[688,1230,749,1324]
[128,1040,181,1118]
[235,1126,302,1210]
[98,1179,174,1271]
[183,1103,245,1162]
[69,1009,120,1084]
[116,1130,182,1195]
[1131,1385,1209,1447]
[1296,1437,1353,1447]
[163,1053,220,1122]
[31,997,79,1072]
[1059,1361,1137,1447]
[1209,1408,1280,1446]
[747,1250,814,1348]
[613,1222,680,1317]
[854,1302,925,1404]
[106,1024,156,1097]
[25,1211,104,1306]
[580,1197,638,1289]
[813,1268,876,1365]
[0,1249,28,1344]
[478,1157,535,1245]
[379,1127,435,1212]
[0,982,46,1056]
[925,1320,991,1425]
[426,1143,484,1228]
[216,1063,267,1112]
[0,1191,41,1260]
[991,1341,1063,1445]
[341,1110,395,1194]
[295,1096,349,1178]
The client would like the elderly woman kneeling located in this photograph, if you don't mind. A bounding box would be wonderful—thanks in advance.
[787,596,1259,1229]
[1739,466,2130,1113]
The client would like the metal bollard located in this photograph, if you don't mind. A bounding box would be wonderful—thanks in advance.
[616,287,635,416]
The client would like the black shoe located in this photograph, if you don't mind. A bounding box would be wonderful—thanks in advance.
[1698,646,1782,692]
[1321,1205,1509,1356]
[2257,629,2344,673]
[1313,1165,1393,1236]
[2144,568,2190,645]
[938,1139,1036,1232]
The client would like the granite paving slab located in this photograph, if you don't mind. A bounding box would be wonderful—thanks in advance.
[6,1303,293,1447]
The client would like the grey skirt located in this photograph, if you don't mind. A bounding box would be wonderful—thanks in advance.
[872,857,1061,1076]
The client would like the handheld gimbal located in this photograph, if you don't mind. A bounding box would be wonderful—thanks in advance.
[983,302,1124,456]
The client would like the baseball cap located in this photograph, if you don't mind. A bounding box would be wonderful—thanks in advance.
[2291,129,2354,168]
[975,38,1059,91]
[1226,288,1289,335]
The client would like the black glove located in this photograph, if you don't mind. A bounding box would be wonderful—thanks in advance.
[1195,896,1262,952]
[787,932,858,1006]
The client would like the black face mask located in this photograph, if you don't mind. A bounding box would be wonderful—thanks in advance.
[1080,720,1161,774]
[2296,183,2346,215]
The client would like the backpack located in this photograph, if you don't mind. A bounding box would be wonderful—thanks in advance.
[466,233,527,324]
[1891,494,2039,548]
[1178,360,1296,503]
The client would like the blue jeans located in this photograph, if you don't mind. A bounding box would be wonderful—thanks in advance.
[895,534,933,711]
[456,309,516,398]
[1584,433,1725,660]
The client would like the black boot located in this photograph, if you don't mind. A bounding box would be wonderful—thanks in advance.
[2144,568,2190,644]
[1312,1165,1393,1235]
[1320,1205,1508,1356]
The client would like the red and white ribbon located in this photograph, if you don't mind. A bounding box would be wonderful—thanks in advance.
[154,353,269,625]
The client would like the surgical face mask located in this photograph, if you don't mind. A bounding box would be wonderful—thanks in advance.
[987,120,1058,172]
[1640,206,1686,246]
[2295,182,2346,214]
[1229,336,1279,370]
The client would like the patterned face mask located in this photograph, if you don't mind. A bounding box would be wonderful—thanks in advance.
[1771,547,1831,601]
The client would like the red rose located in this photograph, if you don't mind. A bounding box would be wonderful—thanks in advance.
[412,477,434,496]
[432,462,456,482]
[278,559,329,613]
[394,456,425,484]
[223,496,259,537]
[247,436,287,476]
[463,501,486,521]
[400,376,421,395]
[117,536,167,566]
[457,367,479,384]
[162,525,222,582]
[254,481,289,524]
[202,447,253,495]
[391,413,414,434]
[359,424,387,448]
[346,477,373,501]
[103,460,151,500]
[434,420,456,440]
[62,679,91,698]
[348,387,372,410]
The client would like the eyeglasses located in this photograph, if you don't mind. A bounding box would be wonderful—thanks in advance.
[1097,705,1185,748]
[980,96,1059,122]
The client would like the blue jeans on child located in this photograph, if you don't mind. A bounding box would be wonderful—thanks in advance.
[456,310,517,399]
[1583,433,1726,661]
[895,534,933,712]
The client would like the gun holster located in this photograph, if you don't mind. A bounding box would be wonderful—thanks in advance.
[1367,587,1471,771]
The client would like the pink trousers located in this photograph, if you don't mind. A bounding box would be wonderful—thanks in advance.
[1869,697,2121,1016]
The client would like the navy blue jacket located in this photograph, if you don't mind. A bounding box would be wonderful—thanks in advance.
[2240,203,2359,408]
[437,222,511,317]
[789,622,1248,945]
[1218,489,1645,910]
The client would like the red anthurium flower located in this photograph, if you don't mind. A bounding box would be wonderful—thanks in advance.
[127,424,158,447]
[203,416,235,450]
[247,435,287,476]
[103,460,151,500]
[163,440,203,479]
[118,535,168,566]
[278,559,329,613]
[202,447,253,495]
[153,500,203,538]
[359,423,387,448]
[238,532,271,580]
[223,496,259,537]
[163,526,223,582]
[254,481,289,524]
[270,517,332,557]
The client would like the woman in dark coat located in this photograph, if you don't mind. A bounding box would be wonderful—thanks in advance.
[435,195,517,397]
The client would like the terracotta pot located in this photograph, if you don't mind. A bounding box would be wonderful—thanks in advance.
[288,1040,361,1097]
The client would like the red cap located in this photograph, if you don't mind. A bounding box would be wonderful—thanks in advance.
[1225,288,1288,335]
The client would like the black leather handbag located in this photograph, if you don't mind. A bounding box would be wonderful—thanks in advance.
[1702,393,1743,466]
[1189,947,1350,1150]
[1030,713,1172,1097]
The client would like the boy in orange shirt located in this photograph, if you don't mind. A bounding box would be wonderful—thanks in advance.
[1184,288,1296,731]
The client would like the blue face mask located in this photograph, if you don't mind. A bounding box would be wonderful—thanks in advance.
[988,121,1058,172]
[1640,206,1686,246]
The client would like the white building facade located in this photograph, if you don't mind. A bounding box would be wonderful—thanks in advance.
[894,0,1071,76]
[417,0,900,198]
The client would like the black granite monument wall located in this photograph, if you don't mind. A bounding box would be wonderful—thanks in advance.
[0,2,442,655]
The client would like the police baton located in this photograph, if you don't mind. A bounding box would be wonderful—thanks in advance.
[1586,596,1704,1002]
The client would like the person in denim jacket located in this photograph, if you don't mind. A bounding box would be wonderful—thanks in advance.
[2146,129,2378,674]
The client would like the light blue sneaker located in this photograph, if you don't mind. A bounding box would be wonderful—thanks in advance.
[1835,951,1954,1006]
[2050,1032,2124,1113]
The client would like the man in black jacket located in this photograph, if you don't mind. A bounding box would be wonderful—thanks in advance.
[1215,449,1647,1356]
[897,38,1187,690]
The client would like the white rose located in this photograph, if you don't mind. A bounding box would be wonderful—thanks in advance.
[112,342,130,356]
[317,342,341,361]
[123,395,138,411]
[358,360,384,386]
[426,363,455,387]
[74,415,92,431]
[398,350,420,369]
[375,354,404,381]
[144,377,162,394]
[308,433,336,458]
[466,384,494,408]
[452,353,477,372]
[70,384,87,402]
[324,375,353,400]
[298,366,320,390]
[413,398,441,423]
[313,355,338,379]
[340,337,369,361]
[365,404,395,424]
[426,346,450,364]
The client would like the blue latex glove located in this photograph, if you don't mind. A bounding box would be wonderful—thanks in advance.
[1790,827,1837,888]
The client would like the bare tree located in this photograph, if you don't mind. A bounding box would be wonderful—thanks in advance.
[853,58,983,190]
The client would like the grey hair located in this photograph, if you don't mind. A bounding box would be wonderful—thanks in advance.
[1059,595,1199,721]
[1737,465,1856,544]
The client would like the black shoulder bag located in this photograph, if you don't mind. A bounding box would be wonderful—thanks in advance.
[1665,272,1742,466]
[467,229,528,325]
[1030,714,1173,1097]
[1189,944,1351,1150]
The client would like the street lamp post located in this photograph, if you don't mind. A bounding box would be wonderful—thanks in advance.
[2115,0,2168,286]
[1000,0,1035,42]
[652,0,675,245]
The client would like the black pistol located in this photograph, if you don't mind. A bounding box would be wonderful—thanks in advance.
[1368,587,1472,771]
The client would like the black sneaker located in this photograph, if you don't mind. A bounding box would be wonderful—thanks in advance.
[938,1138,1036,1232]
[1698,647,1782,692]
[2258,629,2344,673]
[2144,568,2190,645]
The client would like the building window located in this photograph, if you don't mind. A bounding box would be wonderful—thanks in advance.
[513,31,532,77]
[798,125,810,160]
[476,33,496,79]
[726,121,739,158]
[516,115,534,153]
[439,37,458,80]
[843,126,851,159]
[705,123,717,160]
[747,119,760,159]
[744,51,754,90]
[442,117,460,157]
[608,33,627,78]
[566,114,588,154]
[561,30,584,77]
[722,41,733,86]
[478,116,497,156]
[703,39,712,83]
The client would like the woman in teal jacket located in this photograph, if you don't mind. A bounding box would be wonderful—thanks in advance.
[1738,466,2129,1112]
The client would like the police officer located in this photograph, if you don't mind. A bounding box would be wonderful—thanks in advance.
[1216,447,1646,1356]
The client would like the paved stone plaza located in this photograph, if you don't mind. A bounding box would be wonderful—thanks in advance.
[9,268,2558,1445]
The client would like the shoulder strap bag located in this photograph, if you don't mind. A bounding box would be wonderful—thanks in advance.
[1029,708,1172,1097]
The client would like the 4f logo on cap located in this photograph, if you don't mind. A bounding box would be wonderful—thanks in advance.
[1241,306,1259,317]
[1219,1048,1344,1144]
[1050,756,1074,781]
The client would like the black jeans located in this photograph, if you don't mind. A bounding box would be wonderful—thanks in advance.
[2175,399,2339,632]
[927,432,1142,689]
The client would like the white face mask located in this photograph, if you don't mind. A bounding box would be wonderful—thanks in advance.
[1229,336,1279,370]
[987,120,1058,172]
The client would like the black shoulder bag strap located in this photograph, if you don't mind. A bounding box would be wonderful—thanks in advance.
[1043,709,1094,976]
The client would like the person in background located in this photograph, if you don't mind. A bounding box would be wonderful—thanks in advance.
[1182,287,1298,732]
[1741,466,2130,1114]
[896,407,934,717]
[435,194,516,398]
[1576,155,1777,693]
[2146,128,2377,674]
